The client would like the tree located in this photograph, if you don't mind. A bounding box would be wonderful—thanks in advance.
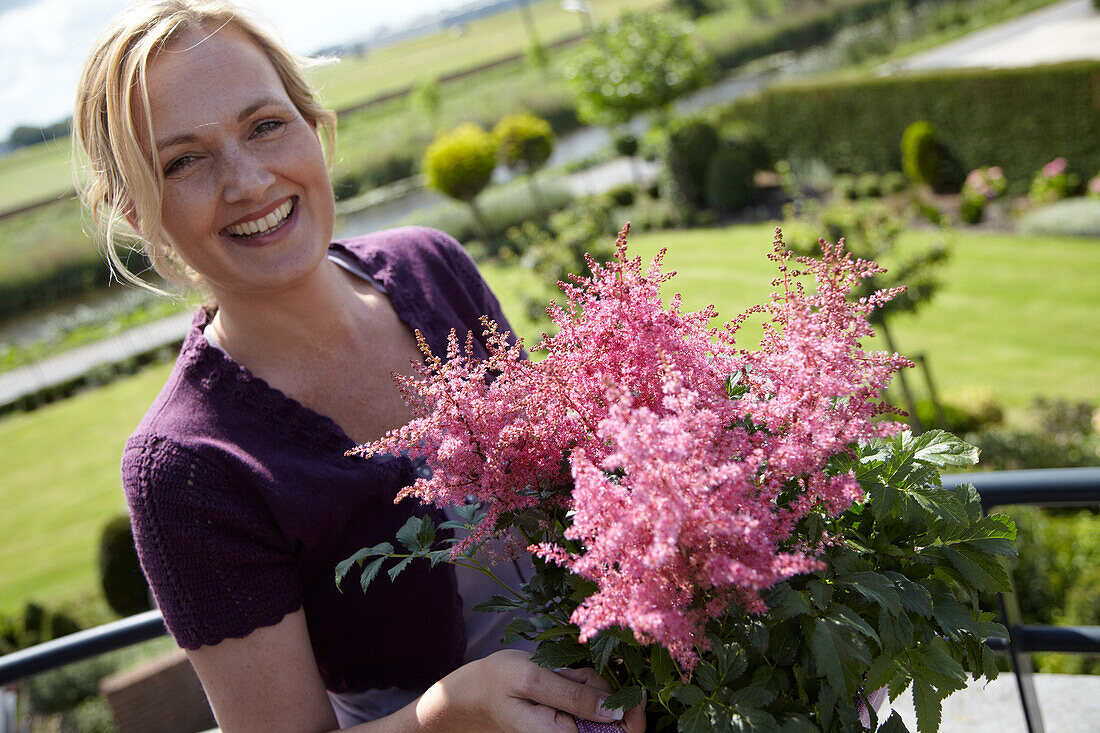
[493,112,555,217]
[423,123,498,241]
[409,78,443,134]
[565,12,713,127]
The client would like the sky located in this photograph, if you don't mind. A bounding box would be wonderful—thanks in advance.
[0,0,475,141]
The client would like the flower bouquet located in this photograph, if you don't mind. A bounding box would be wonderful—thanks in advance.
[337,226,1015,733]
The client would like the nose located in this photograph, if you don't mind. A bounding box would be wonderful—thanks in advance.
[220,145,275,203]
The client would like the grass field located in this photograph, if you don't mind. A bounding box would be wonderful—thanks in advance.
[2,222,1096,616]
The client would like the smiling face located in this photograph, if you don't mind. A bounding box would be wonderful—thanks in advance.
[142,23,335,297]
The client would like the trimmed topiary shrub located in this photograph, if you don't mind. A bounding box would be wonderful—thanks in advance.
[704,145,757,212]
[423,123,499,239]
[99,514,153,617]
[664,117,721,212]
[613,132,639,158]
[493,112,554,174]
[901,120,939,186]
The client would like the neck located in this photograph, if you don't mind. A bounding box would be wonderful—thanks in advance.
[208,255,362,366]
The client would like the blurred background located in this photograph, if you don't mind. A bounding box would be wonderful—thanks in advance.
[0,0,1097,730]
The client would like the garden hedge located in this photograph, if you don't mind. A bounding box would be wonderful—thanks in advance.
[722,61,1100,192]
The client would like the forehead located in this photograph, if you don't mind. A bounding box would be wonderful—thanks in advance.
[144,24,287,130]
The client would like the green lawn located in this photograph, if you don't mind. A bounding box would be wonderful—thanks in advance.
[2,222,1096,617]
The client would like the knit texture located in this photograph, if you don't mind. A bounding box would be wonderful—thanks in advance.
[122,227,513,693]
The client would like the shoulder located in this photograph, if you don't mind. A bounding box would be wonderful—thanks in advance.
[333,226,477,282]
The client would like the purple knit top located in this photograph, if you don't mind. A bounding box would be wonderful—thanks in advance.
[122,227,513,694]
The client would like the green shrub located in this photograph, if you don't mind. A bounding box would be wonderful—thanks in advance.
[99,514,152,618]
[493,112,554,174]
[1017,198,1100,238]
[704,145,758,212]
[723,61,1100,194]
[901,121,935,184]
[880,170,907,194]
[853,171,881,198]
[423,123,498,203]
[613,132,639,158]
[1028,156,1080,204]
[969,398,1099,471]
[832,174,857,200]
[604,184,636,208]
[23,656,117,716]
[664,117,722,212]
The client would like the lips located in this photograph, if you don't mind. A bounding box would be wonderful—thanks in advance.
[224,197,295,238]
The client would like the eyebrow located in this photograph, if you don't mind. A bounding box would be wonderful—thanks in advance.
[154,97,289,152]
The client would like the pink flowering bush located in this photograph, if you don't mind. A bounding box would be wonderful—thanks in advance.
[1029,157,1079,204]
[338,226,1014,733]
[959,166,1005,224]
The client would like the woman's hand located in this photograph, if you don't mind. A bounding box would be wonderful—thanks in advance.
[422,649,645,733]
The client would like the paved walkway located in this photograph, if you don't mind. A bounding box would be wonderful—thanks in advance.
[888,672,1100,732]
[898,0,1100,71]
[0,312,192,408]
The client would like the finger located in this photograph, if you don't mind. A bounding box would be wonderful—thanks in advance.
[553,667,612,693]
[522,666,623,725]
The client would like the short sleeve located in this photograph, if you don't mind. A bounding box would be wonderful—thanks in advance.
[122,434,302,649]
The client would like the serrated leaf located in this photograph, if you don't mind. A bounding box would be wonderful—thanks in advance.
[714,640,748,681]
[532,626,577,642]
[473,594,526,613]
[831,602,880,644]
[531,638,590,669]
[602,684,643,712]
[651,644,676,685]
[501,617,536,644]
[883,572,933,617]
[930,593,978,641]
[728,685,775,709]
[910,429,979,467]
[943,544,1012,593]
[335,542,395,591]
[813,618,870,694]
[878,710,910,733]
[923,637,967,689]
[672,684,707,707]
[360,556,386,592]
[877,607,914,653]
[837,572,903,616]
[387,554,414,582]
[910,488,969,529]
[865,654,898,693]
[911,678,941,733]
[678,704,711,733]
[589,631,619,672]
[396,515,435,552]
[695,661,720,692]
[778,713,817,733]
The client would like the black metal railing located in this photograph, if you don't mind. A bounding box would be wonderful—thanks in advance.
[942,466,1100,733]
[1,468,1098,729]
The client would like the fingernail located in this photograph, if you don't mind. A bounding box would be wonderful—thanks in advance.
[597,696,624,721]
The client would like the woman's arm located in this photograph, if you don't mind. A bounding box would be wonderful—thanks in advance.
[186,609,644,733]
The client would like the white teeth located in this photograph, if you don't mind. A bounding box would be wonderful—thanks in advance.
[227,199,293,237]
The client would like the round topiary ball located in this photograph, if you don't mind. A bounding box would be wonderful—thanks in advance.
[98,514,152,617]
[493,112,554,173]
[901,120,940,187]
[423,123,498,203]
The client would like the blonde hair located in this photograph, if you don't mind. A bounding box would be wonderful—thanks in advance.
[72,0,337,290]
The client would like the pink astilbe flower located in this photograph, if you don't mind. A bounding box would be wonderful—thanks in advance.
[350,224,909,670]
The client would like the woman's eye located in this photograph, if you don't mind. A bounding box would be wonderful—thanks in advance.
[253,119,285,137]
[164,155,195,176]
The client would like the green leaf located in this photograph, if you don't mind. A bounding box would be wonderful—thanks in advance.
[837,572,903,616]
[878,710,910,733]
[942,544,1012,593]
[922,637,967,690]
[387,554,414,582]
[728,685,775,709]
[501,617,536,644]
[360,557,386,592]
[777,713,817,733]
[930,593,978,641]
[602,684,643,712]
[910,429,980,467]
[589,631,619,672]
[695,661,721,693]
[910,488,969,530]
[531,626,577,642]
[672,684,707,707]
[335,542,395,591]
[651,644,677,686]
[831,602,881,644]
[678,704,711,733]
[883,572,933,618]
[531,638,590,669]
[714,640,748,681]
[813,618,870,694]
[427,548,453,568]
[865,654,898,693]
[395,515,430,552]
[950,514,1017,558]
[474,595,527,613]
[911,678,941,733]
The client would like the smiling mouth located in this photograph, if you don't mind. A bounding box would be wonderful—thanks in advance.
[225,198,295,238]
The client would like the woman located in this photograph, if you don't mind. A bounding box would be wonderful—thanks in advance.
[73,2,645,731]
